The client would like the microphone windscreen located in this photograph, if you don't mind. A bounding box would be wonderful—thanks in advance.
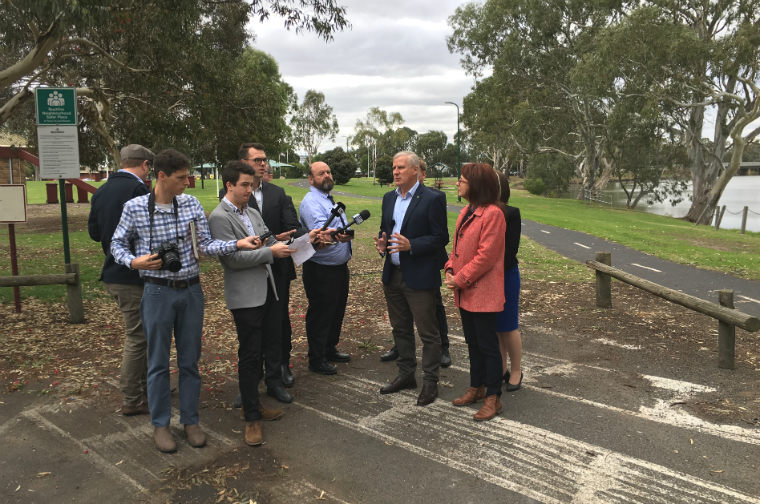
[359,210,370,219]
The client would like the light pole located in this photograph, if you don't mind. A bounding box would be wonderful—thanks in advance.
[444,101,461,202]
[342,135,350,152]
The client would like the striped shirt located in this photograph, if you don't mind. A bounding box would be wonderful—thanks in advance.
[222,196,256,237]
[111,193,238,280]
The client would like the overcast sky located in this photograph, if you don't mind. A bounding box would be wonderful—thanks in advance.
[251,0,475,156]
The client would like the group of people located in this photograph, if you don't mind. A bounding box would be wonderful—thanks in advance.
[88,142,522,453]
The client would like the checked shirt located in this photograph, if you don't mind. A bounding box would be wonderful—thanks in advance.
[111,193,238,280]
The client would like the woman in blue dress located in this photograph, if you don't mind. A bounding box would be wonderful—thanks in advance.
[496,172,523,391]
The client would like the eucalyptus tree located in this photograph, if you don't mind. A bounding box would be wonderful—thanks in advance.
[352,107,405,177]
[289,89,339,165]
[448,0,628,197]
[1,0,349,167]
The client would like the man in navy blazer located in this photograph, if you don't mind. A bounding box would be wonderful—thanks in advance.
[374,151,449,406]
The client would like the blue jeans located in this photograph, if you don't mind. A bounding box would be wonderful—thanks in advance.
[140,282,204,427]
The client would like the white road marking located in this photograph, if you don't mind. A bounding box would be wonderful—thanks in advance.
[574,242,591,249]
[631,263,663,273]
[738,295,760,305]
[593,338,642,350]
[21,409,147,493]
[643,375,716,394]
[299,375,760,504]
[541,230,551,234]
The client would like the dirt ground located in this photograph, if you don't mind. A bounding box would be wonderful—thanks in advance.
[2,203,759,426]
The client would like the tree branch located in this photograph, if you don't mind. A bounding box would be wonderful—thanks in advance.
[62,38,150,73]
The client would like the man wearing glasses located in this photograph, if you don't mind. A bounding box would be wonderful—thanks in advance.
[88,144,153,417]
[236,142,307,404]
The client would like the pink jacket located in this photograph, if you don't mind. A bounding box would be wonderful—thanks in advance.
[445,204,506,312]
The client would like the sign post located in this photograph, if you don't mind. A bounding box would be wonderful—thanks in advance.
[35,87,79,264]
[0,185,28,313]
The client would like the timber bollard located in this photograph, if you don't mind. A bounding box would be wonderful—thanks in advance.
[714,205,726,230]
[741,206,748,235]
[718,290,735,370]
[595,251,612,308]
[65,263,85,324]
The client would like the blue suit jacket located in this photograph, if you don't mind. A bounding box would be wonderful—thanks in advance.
[379,184,449,290]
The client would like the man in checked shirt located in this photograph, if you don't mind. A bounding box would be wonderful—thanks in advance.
[111,149,262,453]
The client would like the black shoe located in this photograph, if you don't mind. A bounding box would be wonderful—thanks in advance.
[267,386,293,404]
[505,372,523,392]
[503,370,510,384]
[440,348,452,368]
[380,347,399,362]
[233,393,242,408]
[309,362,337,375]
[325,349,351,363]
[380,375,417,395]
[281,364,295,388]
[417,383,438,406]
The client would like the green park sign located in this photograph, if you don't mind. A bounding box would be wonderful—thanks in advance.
[35,87,77,125]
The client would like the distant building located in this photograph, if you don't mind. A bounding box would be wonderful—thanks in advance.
[0,131,29,184]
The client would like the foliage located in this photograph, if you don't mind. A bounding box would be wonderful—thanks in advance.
[416,131,448,164]
[522,178,546,196]
[374,154,393,185]
[0,0,349,169]
[315,147,357,185]
[289,89,339,166]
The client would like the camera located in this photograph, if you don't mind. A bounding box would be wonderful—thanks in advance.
[154,241,182,272]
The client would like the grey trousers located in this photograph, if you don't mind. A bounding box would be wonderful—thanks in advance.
[105,283,147,406]
[382,267,441,384]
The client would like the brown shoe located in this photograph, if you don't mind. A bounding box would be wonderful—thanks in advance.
[380,375,417,395]
[473,394,502,421]
[154,426,176,453]
[416,383,438,406]
[122,401,149,416]
[245,421,263,446]
[239,405,285,421]
[452,385,486,406]
[184,423,207,448]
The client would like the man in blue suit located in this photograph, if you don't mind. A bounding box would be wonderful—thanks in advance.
[374,151,449,406]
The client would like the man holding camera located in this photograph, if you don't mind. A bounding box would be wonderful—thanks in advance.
[88,144,152,416]
[299,161,354,375]
[111,149,263,453]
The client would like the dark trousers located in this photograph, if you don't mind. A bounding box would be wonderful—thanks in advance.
[302,261,349,366]
[383,266,441,384]
[435,288,449,350]
[230,284,275,422]
[281,279,293,365]
[262,271,286,389]
[459,308,502,396]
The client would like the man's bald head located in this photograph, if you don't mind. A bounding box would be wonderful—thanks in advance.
[308,161,334,193]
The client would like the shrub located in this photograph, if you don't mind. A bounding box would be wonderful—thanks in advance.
[523,177,546,196]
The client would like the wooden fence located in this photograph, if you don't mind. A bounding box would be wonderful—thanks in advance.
[586,252,759,369]
[0,263,85,323]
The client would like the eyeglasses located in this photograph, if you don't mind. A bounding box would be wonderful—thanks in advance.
[457,177,468,184]
[245,157,268,165]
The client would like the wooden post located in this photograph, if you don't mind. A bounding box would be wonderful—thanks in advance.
[595,251,612,308]
[65,263,85,324]
[741,206,748,235]
[715,205,726,230]
[718,290,735,370]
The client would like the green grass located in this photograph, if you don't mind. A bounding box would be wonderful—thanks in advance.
[509,189,760,279]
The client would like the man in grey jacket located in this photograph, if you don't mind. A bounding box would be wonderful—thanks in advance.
[208,161,298,446]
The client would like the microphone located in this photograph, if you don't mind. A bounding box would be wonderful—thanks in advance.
[333,210,371,236]
[319,202,346,232]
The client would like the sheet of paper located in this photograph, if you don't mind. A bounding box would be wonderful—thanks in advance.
[288,233,316,266]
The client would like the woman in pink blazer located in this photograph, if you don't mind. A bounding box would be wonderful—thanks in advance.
[444,163,506,421]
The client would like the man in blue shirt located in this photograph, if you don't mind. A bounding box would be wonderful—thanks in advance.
[299,161,354,375]
[111,149,262,453]
[88,144,152,417]
[374,151,449,405]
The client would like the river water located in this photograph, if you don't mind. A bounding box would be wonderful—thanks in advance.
[563,176,760,233]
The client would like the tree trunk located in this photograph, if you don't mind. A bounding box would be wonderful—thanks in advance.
[592,156,613,191]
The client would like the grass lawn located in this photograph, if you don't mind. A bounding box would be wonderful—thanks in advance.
[508,188,760,279]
